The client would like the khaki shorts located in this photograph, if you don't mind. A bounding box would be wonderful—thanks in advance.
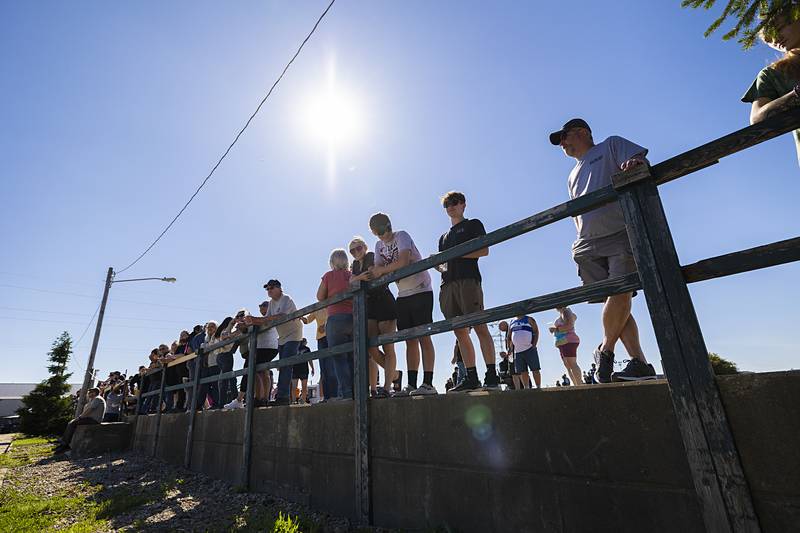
[439,278,484,319]
[573,231,637,303]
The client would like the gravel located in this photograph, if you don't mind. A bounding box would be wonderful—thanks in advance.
[3,449,361,532]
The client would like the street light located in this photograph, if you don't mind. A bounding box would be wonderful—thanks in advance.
[74,267,177,416]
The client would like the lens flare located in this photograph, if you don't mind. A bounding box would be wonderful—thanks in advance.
[465,404,493,441]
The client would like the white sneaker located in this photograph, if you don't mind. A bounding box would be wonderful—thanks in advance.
[394,386,416,397]
[224,399,244,410]
[410,383,438,396]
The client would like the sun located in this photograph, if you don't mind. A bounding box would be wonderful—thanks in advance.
[304,85,362,147]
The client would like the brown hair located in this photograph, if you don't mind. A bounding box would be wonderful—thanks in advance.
[772,49,800,81]
[440,191,466,207]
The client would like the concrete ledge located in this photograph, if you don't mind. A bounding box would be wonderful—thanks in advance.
[131,371,800,532]
[72,422,132,458]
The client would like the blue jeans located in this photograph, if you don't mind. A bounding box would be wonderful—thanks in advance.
[456,360,467,385]
[326,314,353,399]
[276,341,299,400]
[216,351,236,405]
[317,336,338,400]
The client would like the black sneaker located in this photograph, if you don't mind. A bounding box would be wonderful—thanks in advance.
[448,375,481,393]
[612,359,657,382]
[268,397,291,406]
[482,372,501,391]
[593,346,614,384]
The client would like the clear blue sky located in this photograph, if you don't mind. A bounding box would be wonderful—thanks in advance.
[2,1,797,390]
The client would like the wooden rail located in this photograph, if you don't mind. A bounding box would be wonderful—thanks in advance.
[130,108,800,531]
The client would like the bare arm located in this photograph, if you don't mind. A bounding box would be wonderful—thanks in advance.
[316,279,327,302]
[529,318,540,347]
[462,247,489,259]
[751,93,799,124]
[370,249,412,277]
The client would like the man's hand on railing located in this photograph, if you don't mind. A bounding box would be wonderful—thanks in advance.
[620,154,648,171]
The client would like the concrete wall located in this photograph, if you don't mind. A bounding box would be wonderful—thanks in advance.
[134,371,800,532]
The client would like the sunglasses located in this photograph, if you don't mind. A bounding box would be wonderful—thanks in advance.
[443,199,462,208]
[349,245,364,254]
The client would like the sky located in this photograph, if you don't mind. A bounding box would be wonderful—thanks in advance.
[2,1,798,391]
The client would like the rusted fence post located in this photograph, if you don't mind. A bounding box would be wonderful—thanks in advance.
[352,282,371,525]
[614,165,760,533]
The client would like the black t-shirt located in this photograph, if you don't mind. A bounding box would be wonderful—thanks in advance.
[438,218,486,284]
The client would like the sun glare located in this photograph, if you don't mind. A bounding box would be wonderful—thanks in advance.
[298,56,365,186]
[305,87,362,147]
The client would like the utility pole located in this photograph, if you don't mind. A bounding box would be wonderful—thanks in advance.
[75,267,113,416]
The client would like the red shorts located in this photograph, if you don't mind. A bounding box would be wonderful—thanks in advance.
[557,342,579,358]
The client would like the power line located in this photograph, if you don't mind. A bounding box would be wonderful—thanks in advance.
[115,0,338,275]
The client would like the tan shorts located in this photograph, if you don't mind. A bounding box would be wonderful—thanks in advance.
[439,278,484,319]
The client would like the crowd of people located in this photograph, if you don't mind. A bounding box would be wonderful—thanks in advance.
[59,113,671,452]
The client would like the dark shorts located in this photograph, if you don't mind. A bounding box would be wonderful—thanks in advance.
[367,289,397,322]
[439,278,484,319]
[514,347,541,373]
[558,342,579,358]
[573,231,637,303]
[256,348,278,365]
[292,362,310,380]
[396,291,434,331]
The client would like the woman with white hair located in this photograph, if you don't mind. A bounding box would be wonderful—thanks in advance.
[349,236,400,398]
[317,248,354,400]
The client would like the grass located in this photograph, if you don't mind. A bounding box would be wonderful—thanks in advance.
[0,488,106,533]
[0,435,56,468]
[229,506,321,533]
[0,436,323,533]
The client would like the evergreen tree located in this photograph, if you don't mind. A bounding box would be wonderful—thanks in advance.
[709,352,740,375]
[682,0,800,49]
[17,331,75,436]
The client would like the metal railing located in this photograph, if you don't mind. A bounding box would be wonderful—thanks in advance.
[133,108,800,532]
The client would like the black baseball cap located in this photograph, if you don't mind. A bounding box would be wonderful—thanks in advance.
[263,279,281,289]
[549,118,591,145]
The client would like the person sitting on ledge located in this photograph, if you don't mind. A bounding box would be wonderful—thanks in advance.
[54,387,106,454]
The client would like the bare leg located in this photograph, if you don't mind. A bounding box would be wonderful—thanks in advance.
[519,372,530,388]
[512,375,522,390]
[419,336,435,372]
[454,328,476,367]
[378,320,398,391]
[291,379,299,402]
[563,357,582,386]
[369,358,379,392]
[531,370,542,388]
[301,379,308,402]
[255,371,266,400]
[473,323,496,366]
[406,339,420,373]
[618,315,647,363]
[600,292,633,354]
